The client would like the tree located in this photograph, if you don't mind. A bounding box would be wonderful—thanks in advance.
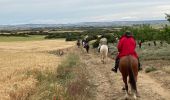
[165,13,170,22]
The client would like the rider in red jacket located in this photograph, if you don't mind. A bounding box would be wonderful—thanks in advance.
[112,31,142,73]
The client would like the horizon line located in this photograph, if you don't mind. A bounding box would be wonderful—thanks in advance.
[0,19,168,26]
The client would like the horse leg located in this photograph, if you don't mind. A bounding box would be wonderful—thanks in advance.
[104,52,106,64]
[129,74,137,99]
[86,48,88,53]
[123,76,129,99]
[133,90,137,100]
[104,54,106,64]
[103,53,105,64]
[102,54,104,64]
[135,76,140,98]
[105,52,108,64]
[101,51,104,63]
[87,47,89,53]
[101,54,103,63]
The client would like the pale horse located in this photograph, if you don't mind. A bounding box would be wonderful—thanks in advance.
[100,44,108,64]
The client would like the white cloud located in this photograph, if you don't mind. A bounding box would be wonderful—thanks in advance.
[0,0,170,24]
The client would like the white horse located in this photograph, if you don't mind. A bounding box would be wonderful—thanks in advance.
[100,44,108,64]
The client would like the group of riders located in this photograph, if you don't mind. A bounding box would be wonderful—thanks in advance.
[77,31,142,73]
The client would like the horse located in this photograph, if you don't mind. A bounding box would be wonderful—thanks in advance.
[84,43,89,53]
[100,45,108,64]
[119,55,138,100]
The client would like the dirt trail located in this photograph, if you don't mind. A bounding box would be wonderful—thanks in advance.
[79,48,170,100]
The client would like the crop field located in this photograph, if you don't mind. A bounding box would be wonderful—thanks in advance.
[0,39,75,100]
[0,35,46,42]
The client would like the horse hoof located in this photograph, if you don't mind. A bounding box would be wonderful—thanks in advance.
[136,93,140,97]
[125,95,129,100]
[133,95,137,100]
[122,87,126,91]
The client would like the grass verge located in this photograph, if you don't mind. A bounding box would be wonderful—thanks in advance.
[28,53,92,100]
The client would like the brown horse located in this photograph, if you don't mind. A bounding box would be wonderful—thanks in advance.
[119,55,138,100]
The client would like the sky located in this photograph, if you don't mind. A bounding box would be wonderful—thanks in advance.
[0,0,170,25]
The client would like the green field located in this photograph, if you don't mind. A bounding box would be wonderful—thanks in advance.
[0,35,46,42]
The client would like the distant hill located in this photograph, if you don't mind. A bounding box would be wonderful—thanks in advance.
[76,20,169,27]
[0,20,169,30]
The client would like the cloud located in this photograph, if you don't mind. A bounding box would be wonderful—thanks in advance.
[0,0,170,24]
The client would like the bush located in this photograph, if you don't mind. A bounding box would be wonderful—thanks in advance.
[92,39,100,48]
[103,33,115,43]
[145,67,157,73]
[45,32,82,41]
[65,36,80,41]
[45,33,66,39]
[0,33,29,37]
[86,35,98,42]
[45,33,82,41]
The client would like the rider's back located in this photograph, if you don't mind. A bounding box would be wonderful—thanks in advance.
[118,36,137,58]
[100,38,107,45]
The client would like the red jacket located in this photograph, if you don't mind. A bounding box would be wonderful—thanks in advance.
[117,35,138,58]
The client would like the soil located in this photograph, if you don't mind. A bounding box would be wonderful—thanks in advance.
[78,47,170,100]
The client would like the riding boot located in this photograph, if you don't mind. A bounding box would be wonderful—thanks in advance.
[138,58,142,71]
[112,57,120,73]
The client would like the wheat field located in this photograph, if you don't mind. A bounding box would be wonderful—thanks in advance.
[0,39,75,100]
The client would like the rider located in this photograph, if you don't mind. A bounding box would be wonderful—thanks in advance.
[112,31,142,73]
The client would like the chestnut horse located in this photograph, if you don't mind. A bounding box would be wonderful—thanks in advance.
[119,55,138,100]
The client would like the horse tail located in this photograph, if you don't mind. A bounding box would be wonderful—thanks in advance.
[128,56,137,91]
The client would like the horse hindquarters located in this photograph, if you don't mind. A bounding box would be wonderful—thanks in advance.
[100,45,108,64]
[120,56,138,99]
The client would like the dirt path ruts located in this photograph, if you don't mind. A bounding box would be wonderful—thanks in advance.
[79,48,170,100]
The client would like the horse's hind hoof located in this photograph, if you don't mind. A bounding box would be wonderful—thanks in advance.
[136,93,141,98]
[122,87,126,91]
[124,95,129,100]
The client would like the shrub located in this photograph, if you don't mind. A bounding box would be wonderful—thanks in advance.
[92,39,100,48]
[45,32,82,41]
[65,36,80,41]
[145,67,157,73]
[0,33,29,37]
[45,33,66,39]
[103,33,115,43]
[86,35,98,42]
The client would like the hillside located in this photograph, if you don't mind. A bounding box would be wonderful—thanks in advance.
[0,20,169,30]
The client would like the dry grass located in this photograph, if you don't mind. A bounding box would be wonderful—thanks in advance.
[30,53,79,100]
[0,39,75,100]
[28,52,92,100]
[137,41,170,60]
[161,66,170,74]
[0,39,75,52]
